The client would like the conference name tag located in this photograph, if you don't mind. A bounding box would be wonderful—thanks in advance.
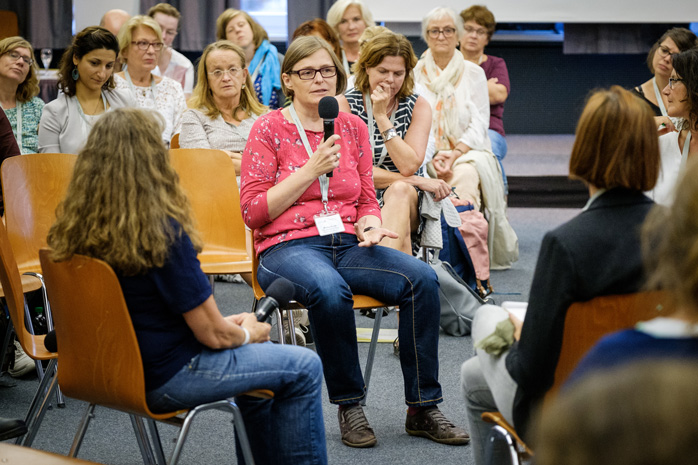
[314,212,344,236]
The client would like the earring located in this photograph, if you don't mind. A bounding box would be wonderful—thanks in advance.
[241,83,245,89]
[71,66,79,81]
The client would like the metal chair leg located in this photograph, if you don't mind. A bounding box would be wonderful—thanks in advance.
[274,308,284,344]
[145,419,167,465]
[69,404,97,457]
[285,309,297,345]
[130,415,158,465]
[18,358,58,447]
[361,307,383,406]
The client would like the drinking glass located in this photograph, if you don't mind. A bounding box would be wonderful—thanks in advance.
[40,48,52,70]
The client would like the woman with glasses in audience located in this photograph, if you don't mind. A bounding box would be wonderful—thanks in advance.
[240,35,468,449]
[649,48,698,206]
[326,0,375,76]
[459,5,510,192]
[632,27,697,130]
[216,9,283,109]
[180,41,266,176]
[0,37,43,153]
[415,6,516,270]
[114,15,186,147]
[47,107,327,465]
[38,27,134,154]
[337,31,446,254]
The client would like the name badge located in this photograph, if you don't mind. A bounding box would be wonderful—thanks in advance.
[314,212,345,236]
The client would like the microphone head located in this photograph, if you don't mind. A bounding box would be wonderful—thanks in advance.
[264,278,295,309]
[318,96,339,120]
[44,329,57,353]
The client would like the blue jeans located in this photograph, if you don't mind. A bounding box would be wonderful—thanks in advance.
[258,233,443,406]
[146,343,327,465]
[488,129,508,193]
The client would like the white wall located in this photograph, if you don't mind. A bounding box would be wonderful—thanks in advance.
[73,0,140,32]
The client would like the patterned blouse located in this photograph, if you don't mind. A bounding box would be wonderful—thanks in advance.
[3,96,44,154]
[180,108,258,153]
[240,109,381,254]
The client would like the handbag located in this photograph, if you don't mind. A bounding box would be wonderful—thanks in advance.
[431,257,493,336]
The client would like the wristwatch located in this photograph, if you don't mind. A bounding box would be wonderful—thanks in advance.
[381,127,398,142]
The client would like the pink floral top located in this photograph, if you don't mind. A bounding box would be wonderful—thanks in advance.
[240,109,381,254]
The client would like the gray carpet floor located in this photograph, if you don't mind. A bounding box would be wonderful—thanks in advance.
[0,136,580,464]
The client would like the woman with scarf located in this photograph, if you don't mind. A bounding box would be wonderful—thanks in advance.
[414,6,517,269]
[216,9,283,109]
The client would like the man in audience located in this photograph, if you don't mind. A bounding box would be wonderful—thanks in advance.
[147,3,194,99]
[99,9,130,36]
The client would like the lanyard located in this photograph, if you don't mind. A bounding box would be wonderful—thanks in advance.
[365,94,396,168]
[124,69,158,100]
[1,100,22,153]
[288,103,330,208]
[342,50,351,76]
[75,92,108,140]
[680,131,691,171]
[652,78,668,117]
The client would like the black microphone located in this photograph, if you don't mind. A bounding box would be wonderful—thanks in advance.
[44,329,57,353]
[318,96,339,177]
[255,278,295,322]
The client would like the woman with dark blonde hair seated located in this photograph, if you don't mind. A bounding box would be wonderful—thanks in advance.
[180,40,267,176]
[47,107,327,464]
[460,86,660,465]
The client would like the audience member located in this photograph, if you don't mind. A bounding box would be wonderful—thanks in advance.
[47,107,327,464]
[337,31,446,254]
[0,107,19,161]
[459,5,510,191]
[292,19,343,68]
[216,9,282,109]
[632,27,697,124]
[536,361,698,465]
[648,48,698,206]
[415,7,516,270]
[460,86,660,464]
[180,40,267,176]
[570,158,698,381]
[0,37,43,154]
[99,9,131,36]
[38,27,134,154]
[114,15,186,147]
[147,3,194,99]
[326,0,375,75]
[239,36,469,449]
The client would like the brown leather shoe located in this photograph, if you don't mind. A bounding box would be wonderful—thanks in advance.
[338,404,377,448]
[405,407,470,445]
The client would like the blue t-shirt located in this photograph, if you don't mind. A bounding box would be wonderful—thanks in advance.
[116,225,211,392]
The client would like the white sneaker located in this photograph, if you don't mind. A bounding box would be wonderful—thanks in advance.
[283,309,308,346]
[9,341,35,378]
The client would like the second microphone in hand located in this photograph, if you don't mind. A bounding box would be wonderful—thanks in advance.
[318,96,339,177]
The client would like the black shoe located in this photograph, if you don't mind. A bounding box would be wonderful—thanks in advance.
[0,417,27,441]
[405,407,470,445]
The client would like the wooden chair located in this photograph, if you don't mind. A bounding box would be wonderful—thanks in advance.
[247,229,388,406]
[0,221,58,448]
[481,291,668,464]
[170,133,180,149]
[0,11,19,40]
[0,443,102,465]
[39,249,272,465]
[168,148,251,288]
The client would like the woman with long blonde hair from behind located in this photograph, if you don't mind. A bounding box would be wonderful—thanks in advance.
[47,107,327,464]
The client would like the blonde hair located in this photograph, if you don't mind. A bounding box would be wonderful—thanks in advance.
[326,0,375,33]
[215,9,268,50]
[281,36,347,101]
[117,15,163,64]
[48,108,201,276]
[353,31,417,100]
[0,36,40,103]
[189,40,266,119]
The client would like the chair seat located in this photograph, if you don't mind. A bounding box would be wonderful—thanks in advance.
[198,254,251,275]
[0,443,101,464]
[0,274,42,297]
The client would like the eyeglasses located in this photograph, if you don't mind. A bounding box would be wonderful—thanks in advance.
[289,66,337,80]
[657,45,678,59]
[131,41,164,51]
[208,67,243,80]
[5,50,34,66]
[464,26,488,37]
[669,77,684,89]
[427,27,457,39]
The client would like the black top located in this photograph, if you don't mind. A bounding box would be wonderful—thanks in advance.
[631,86,662,116]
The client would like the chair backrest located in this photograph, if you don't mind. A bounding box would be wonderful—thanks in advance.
[170,133,180,149]
[247,229,265,301]
[169,148,247,255]
[1,153,77,274]
[550,290,668,395]
[39,249,161,417]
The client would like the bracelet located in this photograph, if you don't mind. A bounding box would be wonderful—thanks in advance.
[241,327,250,346]
[381,127,398,142]
[363,226,376,233]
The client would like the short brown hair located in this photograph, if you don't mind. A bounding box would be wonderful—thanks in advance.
[292,19,343,64]
[0,36,39,103]
[459,5,496,40]
[281,36,347,101]
[215,9,268,50]
[57,26,119,97]
[147,3,181,20]
[353,31,417,101]
[646,27,698,74]
[569,86,659,191]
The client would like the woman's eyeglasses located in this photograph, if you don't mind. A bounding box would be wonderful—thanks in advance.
[5,50,34,66]
[131,41,164,51]
[668,77,684,89]
[427,27,457,39]
[208,67,243,80]
[289,66,337,80]
[657,45,677,59]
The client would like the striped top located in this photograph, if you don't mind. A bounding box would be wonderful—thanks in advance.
[344,89,423,177]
